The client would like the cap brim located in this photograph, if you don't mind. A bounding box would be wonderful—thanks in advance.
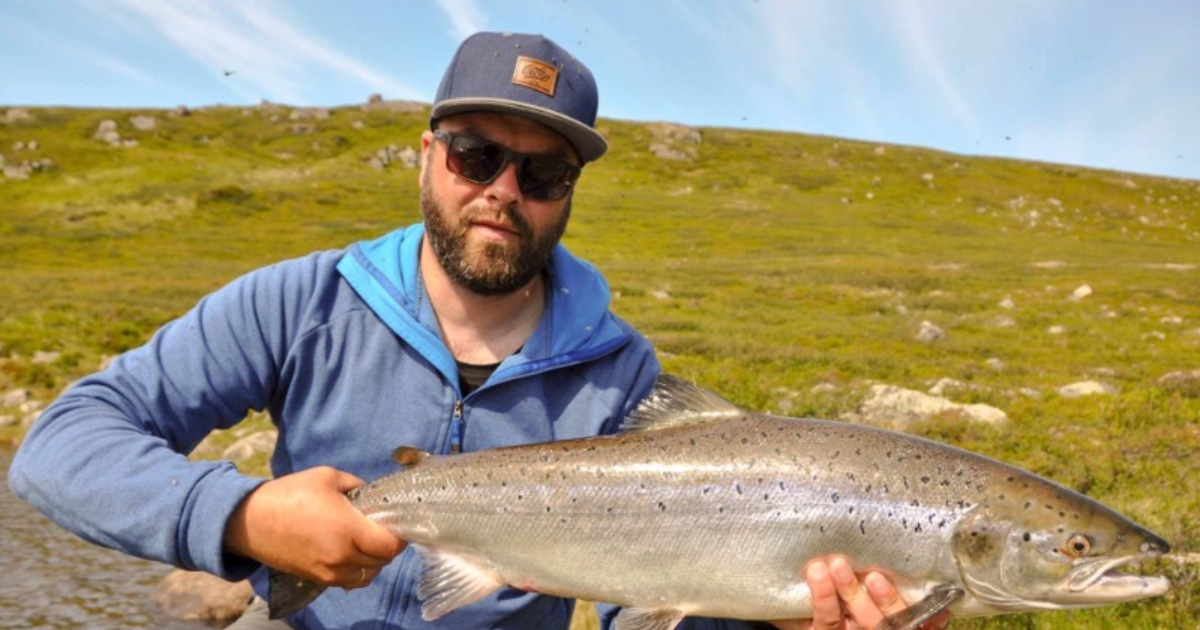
[431,98,607,163]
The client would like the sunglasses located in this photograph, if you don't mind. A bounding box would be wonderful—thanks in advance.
[432,129,581,201]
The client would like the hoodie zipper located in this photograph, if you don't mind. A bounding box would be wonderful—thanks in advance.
[448,399,464,454]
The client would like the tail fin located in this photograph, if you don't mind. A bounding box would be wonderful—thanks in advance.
[267,568,327,620]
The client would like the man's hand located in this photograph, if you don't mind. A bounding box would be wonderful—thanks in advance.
[224,466,405,589]
[770,556,950,630]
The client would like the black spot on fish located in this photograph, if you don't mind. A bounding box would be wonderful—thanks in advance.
[382,496,390,503]
[1025,501,1032,509]
[831,492,840,503]
[1023,532,1032,542]
[546,506,551,512]
[736,484,744,495]
[921,476,931,484]
[658,502,667,511]
[763,493,770,501]
[860,520,867,535]
[915,523,923,533]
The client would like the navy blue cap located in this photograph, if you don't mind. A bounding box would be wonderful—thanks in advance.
[431,32,607,163]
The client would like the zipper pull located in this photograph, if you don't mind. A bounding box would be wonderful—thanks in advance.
[449,400,464,454]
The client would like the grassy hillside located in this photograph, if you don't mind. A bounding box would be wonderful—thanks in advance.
[2,104,1198,628]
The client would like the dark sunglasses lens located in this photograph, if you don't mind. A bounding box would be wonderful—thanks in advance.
[519,158,575,200]
[447,137,507,183]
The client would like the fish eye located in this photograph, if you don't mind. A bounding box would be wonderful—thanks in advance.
[1064,534,1092,558]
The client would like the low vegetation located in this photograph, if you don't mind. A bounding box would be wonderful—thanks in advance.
[1,104,1197,628]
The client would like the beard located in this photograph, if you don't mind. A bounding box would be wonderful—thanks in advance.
[420,173,570,296]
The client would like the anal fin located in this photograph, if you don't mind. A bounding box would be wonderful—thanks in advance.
[877,584,963,630]
[613,607,686,630]
[414,544,506,621]
[267,568,326,619]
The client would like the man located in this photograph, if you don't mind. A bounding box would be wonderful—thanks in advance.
[9,32,943,630]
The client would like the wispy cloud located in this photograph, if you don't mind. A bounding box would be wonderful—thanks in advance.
[85,0,416,104]
[85,52,158,86]
[433,0,489,42]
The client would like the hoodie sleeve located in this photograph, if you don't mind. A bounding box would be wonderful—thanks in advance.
[7,255,319,580]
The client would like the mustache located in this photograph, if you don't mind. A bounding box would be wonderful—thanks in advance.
[462,204,532,239]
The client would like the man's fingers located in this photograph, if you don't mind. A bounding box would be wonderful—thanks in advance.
[805,559,845,630]
[828,556,884,629]
[352,518,407,562]
[863,571,908,617]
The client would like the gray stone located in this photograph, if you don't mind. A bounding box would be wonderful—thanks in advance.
[2,389,29,407]
[915,320,945,343]
[1058,381,1115,398]
[154,570,252,624]
[847,384,1008,431]
[222,430,277,461]
[129,115,157,131]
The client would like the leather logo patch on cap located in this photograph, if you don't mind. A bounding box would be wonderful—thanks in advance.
[511,56,558,97]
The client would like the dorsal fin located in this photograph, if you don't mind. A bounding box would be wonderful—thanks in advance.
[393,446,430,466]
[619,374,744,432]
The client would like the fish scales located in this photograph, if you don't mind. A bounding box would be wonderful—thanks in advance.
[353,415,1072,618]
[271,375,1171,628]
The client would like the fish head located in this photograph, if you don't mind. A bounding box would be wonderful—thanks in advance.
[951,479,1171,612]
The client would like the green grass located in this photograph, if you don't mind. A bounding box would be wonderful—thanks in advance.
[2,105,1198,628]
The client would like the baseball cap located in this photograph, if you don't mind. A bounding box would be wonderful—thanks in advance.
[431,31,607,163]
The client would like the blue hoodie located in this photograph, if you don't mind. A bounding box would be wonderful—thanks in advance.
[10,225,766,630]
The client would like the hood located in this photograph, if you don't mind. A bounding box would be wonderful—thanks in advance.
[336,224,632,389]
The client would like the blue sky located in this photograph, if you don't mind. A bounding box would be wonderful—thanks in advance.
[3,0,1197,180]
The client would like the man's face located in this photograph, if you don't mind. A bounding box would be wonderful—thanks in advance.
[419,111,578,296]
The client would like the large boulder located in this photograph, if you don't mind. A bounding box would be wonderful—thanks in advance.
[154,570,252,624]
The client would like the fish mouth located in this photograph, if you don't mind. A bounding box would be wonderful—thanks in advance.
[1067,553,1171,601]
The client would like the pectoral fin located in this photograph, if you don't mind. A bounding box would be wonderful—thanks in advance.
[613,607,686,630]
[877,584,963,630]
[414,544,505,621]
[267,568,326,619]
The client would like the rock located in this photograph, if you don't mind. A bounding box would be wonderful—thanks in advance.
[1058,381,1115,398]
[129,115,157,131]
[367,93,383,105]
[31,350,61,365]
[928,378,964,396]
[1158,370,1200,397]
[847,384,1008,431]
[172,105,191,117]
[0,415,17,428]
[649,143,689,160]
[397,146,418,169]
[2,389,30,407]
[647,123,701,160]
[1068,284,1093,301]
[914,320,945,343]
[985,358,1005,371]
[94,120,121,144]
[222,430,277,461]
[998,296,1015,309]
[154,570,252,624]
[4,108,32,123]
[1047,325,1066,335]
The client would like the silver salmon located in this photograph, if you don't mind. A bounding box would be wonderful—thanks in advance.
[269,374,1171,630]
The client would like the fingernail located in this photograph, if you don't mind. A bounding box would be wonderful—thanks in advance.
[864,573,893,599]
[807,559,828,580]
[828,557,854,586]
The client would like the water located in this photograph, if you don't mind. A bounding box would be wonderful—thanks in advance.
[0,448,213,629]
